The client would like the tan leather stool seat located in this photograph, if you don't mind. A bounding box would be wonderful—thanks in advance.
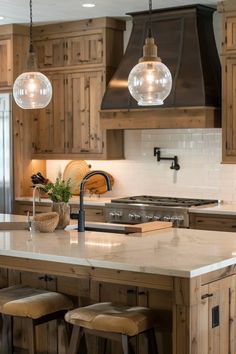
[65,302,159,336]
[0,285,73,319]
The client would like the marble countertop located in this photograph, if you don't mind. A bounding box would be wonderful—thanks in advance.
[189,202,236,216]
[1,214,236,278]
[15,196,112,207]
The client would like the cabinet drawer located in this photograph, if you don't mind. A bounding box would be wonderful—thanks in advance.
[14,203,51,216]
[189,213,236,232]
[70,205,105,222]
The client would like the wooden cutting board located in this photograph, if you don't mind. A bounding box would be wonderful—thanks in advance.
[118,221,172,233]
[84,221,172,234]
[63,160,90,195]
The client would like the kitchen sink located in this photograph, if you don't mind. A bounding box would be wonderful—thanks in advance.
[66,222,133,234]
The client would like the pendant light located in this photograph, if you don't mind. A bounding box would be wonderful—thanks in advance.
[13,0,52,109]
[128,0,172,106]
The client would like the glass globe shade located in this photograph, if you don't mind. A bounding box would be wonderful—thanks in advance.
[13,72,52,109]
[128,61,172,106]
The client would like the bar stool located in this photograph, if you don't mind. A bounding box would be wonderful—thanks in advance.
[65,302,159,354]
[0,285,73,354]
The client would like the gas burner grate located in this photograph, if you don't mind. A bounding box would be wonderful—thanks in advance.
[111,195,218,208]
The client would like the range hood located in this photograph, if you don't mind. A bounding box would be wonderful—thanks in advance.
[101,5,221,129]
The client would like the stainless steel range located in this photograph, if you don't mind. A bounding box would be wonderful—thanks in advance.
[105,196,218,228]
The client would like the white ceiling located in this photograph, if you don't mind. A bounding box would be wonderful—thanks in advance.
[0,0,218,25]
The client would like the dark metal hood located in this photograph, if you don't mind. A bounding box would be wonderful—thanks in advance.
[101,4,221,129]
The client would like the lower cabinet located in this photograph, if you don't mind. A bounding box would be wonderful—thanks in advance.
[14,201,106,222]
[1,268,235,354]
[189,212,236,232]
[200,276,236,354]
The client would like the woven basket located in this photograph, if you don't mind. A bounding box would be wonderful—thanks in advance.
[32,212,59,233]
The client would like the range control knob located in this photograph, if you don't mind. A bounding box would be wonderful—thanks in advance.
[109,212,116,219]
[153,215,162,221]
[115,212,122,219]
[171,215,184,226]
[128,213,135,220]
[134,214,141,221]
[145,215,153,222]
[163,215,171,222]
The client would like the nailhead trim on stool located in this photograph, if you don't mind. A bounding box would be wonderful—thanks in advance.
[0,285,73,354]
[65,302,159,354]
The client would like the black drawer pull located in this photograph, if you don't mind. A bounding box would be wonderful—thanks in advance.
[201,293,213,300]
[38,274,54,282]
[138,291,146,296]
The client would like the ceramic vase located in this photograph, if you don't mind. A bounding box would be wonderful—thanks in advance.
[52,202,70,229]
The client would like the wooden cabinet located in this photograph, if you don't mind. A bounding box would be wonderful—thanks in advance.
[32,70,108,157]
[67,33,103,66]
[200,276,236,354]
[189,212,236,232]
[34,38,64,68]
[32,73,65,154]
[0,39,12,88]
[226,16,236,51]
[31,18,125,160]
[68,71,103,154]
[14,201,105,222]
[34,32,103,69]
[219,0,236,162]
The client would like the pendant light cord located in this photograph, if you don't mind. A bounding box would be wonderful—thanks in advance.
[29,0,33,53]
[148,0,153,38]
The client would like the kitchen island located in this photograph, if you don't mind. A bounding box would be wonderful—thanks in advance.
[0,225,235,354]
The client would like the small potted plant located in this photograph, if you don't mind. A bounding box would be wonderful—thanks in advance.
[37,176,72,229]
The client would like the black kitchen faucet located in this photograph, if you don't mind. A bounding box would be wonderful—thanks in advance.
[77,171,112,232]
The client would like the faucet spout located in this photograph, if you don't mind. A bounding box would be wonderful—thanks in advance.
[78,170,112,232]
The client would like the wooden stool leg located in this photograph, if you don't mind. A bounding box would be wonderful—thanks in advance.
[68,326,84,354]
[26,318,36,354]
[121,334,129,354]
[147,328,158,354]
[2,314,13,354]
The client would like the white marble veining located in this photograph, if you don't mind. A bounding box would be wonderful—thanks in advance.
[0,220,236,278]
[189,202,236,216]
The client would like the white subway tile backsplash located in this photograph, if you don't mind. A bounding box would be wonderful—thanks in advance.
[46,128,236,202]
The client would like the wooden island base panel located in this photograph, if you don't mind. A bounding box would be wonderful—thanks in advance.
[0,223,236,353]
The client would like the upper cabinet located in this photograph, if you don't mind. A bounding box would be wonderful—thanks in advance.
[34,32,104,68]
[219,0,236,162]
[0,25,29,90]
[0,39,12,88]
[31,18,125,159]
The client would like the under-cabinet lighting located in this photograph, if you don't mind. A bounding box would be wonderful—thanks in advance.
[0,16,5,20]
[82,3,96,7]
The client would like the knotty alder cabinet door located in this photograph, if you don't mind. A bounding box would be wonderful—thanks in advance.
[32,70,105,157]
[200,276,236,354]
[67,71,103,154]
[34,32,103,69]
[219,1,236,162]
[34,38,65,68]
[32,73,65,154]
[0,39,12,88]
[223,58,236,160]
[67,33,103,66]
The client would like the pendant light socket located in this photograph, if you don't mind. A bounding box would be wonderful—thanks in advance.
[139,37,161,63]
